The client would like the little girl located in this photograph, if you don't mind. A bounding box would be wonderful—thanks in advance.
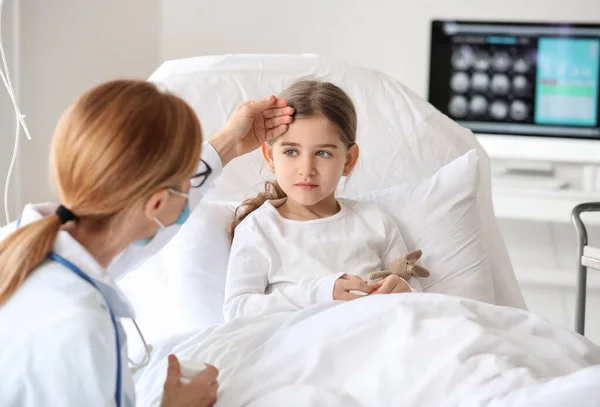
[223,80,422,321]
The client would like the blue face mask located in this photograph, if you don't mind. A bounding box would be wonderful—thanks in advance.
[134,190,191,247]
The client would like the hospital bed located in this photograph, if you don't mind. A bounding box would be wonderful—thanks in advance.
[117,54,600,406]
[572,202,600,336]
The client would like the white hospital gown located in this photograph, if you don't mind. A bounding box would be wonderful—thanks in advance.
[223,197,422,321]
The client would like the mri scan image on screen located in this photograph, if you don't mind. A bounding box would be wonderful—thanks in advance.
[428,20,600,141]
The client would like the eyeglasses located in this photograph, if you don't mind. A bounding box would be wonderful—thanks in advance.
[190,159,212,188]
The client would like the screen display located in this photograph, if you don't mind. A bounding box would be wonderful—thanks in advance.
[428,20,600,140]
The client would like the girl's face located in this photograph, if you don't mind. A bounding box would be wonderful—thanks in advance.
[262,115,359,208]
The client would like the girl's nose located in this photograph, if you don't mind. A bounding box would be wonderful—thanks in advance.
[298,157,317,177]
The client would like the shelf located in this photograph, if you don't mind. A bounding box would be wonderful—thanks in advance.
[515,267,600,290]
[582,246,600,270]
[492,186,600,225]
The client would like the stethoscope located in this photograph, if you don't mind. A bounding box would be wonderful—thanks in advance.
[129,319,153,373]
[16,220,149,407]
[49,252,126,407]
[16,187,193,403]
[17,216,153,376]
[48,253,153,407]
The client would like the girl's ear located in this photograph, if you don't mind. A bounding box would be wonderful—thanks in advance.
[262,142,276,173]
[343,144,360,176]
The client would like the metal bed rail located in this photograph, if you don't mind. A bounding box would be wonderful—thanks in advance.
[571,202,600,336]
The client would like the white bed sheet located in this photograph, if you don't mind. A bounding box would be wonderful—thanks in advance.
[134,293,600,407]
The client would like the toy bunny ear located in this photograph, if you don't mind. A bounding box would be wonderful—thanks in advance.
[405,249,422,263]
[413,264,430,278]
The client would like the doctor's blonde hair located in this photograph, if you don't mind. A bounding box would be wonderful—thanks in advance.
[0,80,203,305]
[228,79,357,241]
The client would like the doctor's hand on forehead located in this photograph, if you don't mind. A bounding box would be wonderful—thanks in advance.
[207,95,294,167]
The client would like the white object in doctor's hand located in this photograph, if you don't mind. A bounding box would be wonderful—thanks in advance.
[162,356,219,406]
[179,360,207,384]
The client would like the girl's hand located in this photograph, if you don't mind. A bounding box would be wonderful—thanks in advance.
[333,274,374,300]
[369,275,411,295]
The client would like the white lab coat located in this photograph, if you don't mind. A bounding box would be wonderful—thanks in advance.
[0,142,223,406]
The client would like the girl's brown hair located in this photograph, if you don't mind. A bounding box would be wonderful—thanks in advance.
[228,79,357,240]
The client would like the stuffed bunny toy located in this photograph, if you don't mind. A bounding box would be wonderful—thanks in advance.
[368,249,430,282]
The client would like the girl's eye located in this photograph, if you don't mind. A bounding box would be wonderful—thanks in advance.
[317,151,332,158]
[284,149,298,157]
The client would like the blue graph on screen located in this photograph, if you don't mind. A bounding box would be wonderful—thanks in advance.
[535,38,599,126]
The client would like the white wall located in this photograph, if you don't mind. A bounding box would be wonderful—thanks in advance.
[3,0,160,219]
[5,0,600,214]
[0,0,19,224]
[159,0,600,98]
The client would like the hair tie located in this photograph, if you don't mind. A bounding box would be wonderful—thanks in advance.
[55,205,78,224]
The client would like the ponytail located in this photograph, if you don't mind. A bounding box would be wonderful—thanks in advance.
[228,181,287,241]
[0,215,62,305]
[0,80,204,305]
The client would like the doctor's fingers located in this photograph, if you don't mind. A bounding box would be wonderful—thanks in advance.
[265,124,290,140]
[262,106,295,119]
[164,354,182,393]
[191,364,219,385]
[188,366,219,403]
[264,115,293,130]
[238,96,288,116]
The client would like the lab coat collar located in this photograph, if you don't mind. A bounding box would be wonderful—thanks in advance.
[18,203,135,318]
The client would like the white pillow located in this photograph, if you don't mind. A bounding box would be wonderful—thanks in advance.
[118,200,236,358]
[162,200,237,332]
[160,149,493,338]
[349,149,495,303]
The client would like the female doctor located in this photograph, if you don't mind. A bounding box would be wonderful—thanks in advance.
[0,80,294,406]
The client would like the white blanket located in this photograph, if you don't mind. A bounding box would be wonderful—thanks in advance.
[134,293,600,406]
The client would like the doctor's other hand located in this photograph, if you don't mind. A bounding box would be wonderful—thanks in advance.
[333,274,374,301]
[369,274,411,295]
[208,95,294,166]
[161,354,219,407]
